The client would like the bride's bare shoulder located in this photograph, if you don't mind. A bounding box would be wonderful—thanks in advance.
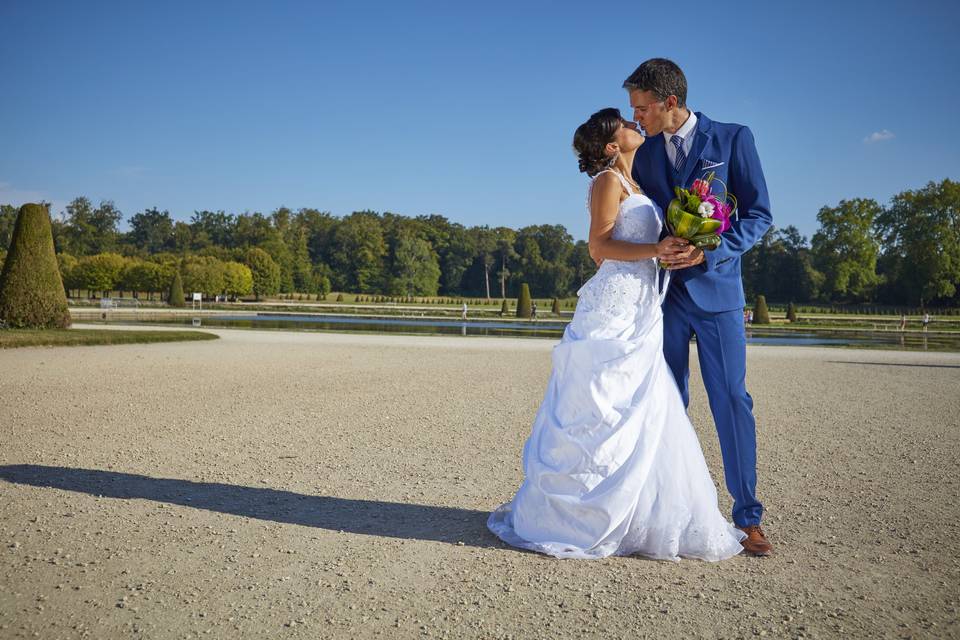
[590,171,620,195]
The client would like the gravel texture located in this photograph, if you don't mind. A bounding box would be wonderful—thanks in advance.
[1,327,958,639]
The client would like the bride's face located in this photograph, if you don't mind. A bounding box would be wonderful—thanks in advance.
[610,119,644,154]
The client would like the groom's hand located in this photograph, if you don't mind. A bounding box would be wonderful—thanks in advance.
[665,246,704,269]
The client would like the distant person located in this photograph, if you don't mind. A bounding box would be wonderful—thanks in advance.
[530,302,538,321]
[747,310,754,325]
[461,302,468,321]
[899,313,907,331]
[923,313,931,332]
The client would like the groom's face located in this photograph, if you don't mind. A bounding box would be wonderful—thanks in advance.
[629,90,667,136]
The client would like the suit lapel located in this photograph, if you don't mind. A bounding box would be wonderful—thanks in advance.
[636,136,670,223]
[679,113,713,188]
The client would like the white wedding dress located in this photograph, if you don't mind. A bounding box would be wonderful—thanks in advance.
[487,171,745,561]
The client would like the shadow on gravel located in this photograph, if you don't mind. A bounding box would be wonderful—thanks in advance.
[826,361,960,369]
[0,465,503,549]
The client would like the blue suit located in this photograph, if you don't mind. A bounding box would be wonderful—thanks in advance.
[633,112,772,527]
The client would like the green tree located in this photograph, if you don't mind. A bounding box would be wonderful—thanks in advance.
[330,211,386,292]
[244,247,281,300]
[72,253,128,296]
[313,265,332,298]
[289,227,314,293]
[122,260,167,300]
[514,225,574,298]
[295,208,338,266]
[0,204,71,328]
[57,253,78,297]
[127,207,174,254]
[233,212,277,248]
[753,295,771,324]
[89,200,123,254]
[222,261,254,298]
[168,270,185,307]
[190,210,235,248]
[0,204,17,252]
[744,226,823,303]
[171,221,195,254]
[470,226,498,299]
[494,227,518,299]
[786,302,798,322]
[876,179,960,307]
[413,214,476,295]
[516,283,532,318]
[811,199,882,302]
[181,255,226,297]
[570,239,597,289]
[61,197,97,256]
[390,227,441,296]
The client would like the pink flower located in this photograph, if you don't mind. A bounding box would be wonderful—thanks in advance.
[691,179,710,199]
[711,204,732,233]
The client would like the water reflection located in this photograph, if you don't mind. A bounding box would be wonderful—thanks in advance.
[89,313,960,351]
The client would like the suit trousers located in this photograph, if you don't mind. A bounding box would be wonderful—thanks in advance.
[662,278,763,527]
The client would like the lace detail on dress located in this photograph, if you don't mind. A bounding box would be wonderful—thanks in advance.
[575,264,655,319]
[575,173,664,321]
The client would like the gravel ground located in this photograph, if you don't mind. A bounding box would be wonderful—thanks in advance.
[1,327,958,639]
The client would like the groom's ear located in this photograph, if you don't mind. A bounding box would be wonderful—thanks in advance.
[664,95,679,111]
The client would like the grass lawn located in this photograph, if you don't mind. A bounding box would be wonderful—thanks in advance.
[0,329,218,349]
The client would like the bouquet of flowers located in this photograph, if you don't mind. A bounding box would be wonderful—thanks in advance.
[665,171,736,252]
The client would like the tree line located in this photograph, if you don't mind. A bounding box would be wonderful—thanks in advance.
[0,178,957,306]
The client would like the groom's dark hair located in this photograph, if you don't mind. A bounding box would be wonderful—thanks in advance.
[623,58,687,107]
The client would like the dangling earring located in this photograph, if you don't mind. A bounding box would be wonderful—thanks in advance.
[604,151,618,170]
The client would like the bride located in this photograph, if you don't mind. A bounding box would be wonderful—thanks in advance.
[487,108,745,561]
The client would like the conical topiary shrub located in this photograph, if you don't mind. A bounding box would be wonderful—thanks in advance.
[786,302,798,323]
[0,203,71,329]
[500,299,509,316]
[551,298,560,315]
[753,295,771,324]
[516,283,532,319]
[168,271,185,307]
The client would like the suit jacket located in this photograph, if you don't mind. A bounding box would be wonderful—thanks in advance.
[632,112,772,313]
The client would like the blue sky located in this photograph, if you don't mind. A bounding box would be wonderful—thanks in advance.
[1,0,958,242]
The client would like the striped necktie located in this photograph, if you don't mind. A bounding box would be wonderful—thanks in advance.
[671,134,686,172]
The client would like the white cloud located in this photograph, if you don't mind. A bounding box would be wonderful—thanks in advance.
[864,129,895,144]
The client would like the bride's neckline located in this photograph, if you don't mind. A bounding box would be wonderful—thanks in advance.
[596,168,645,198]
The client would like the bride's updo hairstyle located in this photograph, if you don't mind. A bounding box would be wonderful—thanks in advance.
[573,108,623,177]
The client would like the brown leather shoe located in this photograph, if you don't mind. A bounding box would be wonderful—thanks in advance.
[737,525,773,556]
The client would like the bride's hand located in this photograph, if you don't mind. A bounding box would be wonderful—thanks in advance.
[655,237,690,264]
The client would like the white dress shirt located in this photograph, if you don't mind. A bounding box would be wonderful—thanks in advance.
[663,110,697,169]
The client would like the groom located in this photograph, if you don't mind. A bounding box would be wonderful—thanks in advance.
[625,58,774,555]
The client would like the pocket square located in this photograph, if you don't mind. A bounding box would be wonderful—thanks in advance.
[701,159,724,170]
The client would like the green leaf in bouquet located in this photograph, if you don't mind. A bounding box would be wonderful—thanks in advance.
[667,199,686,229]
[696,218,722,234]
[690,233,722,250]
[672,208,705,238]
